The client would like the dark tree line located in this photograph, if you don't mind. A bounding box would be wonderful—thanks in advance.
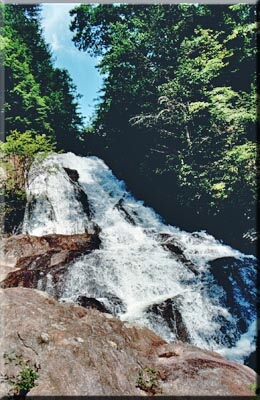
[70,4,258,253]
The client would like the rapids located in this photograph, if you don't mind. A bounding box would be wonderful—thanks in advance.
[22,152,257,365]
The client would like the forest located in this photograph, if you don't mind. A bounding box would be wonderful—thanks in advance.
[0,3,258,254]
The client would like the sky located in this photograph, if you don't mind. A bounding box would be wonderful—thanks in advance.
[41,3,103,124]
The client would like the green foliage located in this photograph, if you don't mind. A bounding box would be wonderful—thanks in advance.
[136,366,164,395]
[127,5,257,227]
[148,78,257,217]
[1,351,40,397]
[1,4,83,151]
[248,382,260,399]
[0,130,56,232]
[69,5,258,249]
[1,32,52,136]
[249,382,257,391]
[1,130,56,156]
[71,6,172,116]
[0,3,86,231]
[0,130,56,186]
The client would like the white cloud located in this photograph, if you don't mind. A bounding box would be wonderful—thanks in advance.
[40,3,103,119]
[50,33,61,51]
[41,3,79,52]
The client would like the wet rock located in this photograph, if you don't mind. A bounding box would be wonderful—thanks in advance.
[1,253,70,298]
[1,232,101,259]
[243,319,259,374]
[0,233,101,298]
[209,256,257,334]
[243,228,258,247]
[244,350,257,374]
[158,233,199,275]
[159,234,184,255]
[63,167,91,218]
[101,293,127,315]
[0,287,257,396]
[146,295,190,343]
[63,167,79,183]
[77,293,126,316]
[114,198,136,225]
[26,194,57,228]
[76,189,91,218]
[76,296,111,314]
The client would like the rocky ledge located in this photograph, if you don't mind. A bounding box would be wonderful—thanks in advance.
[0,232,100,297]
[0,287,257,396]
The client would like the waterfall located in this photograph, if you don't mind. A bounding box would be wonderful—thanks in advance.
[22,152,257,364]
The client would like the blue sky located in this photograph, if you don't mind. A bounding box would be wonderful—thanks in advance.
[41,3,103,124]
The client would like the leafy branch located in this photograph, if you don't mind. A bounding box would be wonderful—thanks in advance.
[1,351,40,399]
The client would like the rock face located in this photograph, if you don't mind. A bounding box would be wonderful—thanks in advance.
[0,233,100,297]
[0,287,257,396]
[210,256,256,315]
[114,198,136,225]
[159,233,199,275]
[76,295,111,313]
[146,295,190,343]
[209,256,256,334]
[209,256,257,373]
[63,167,79,183]
[63,167,92,218]
[1,232,101,260]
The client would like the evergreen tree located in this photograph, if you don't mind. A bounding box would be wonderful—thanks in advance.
[0,4,84,231]
[70,4,258,251]
[1,4,83,150]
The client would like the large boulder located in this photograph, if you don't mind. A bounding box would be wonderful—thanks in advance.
[0,287,257,396]
[0,233,100,297]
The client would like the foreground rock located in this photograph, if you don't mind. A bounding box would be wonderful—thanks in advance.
[0,233,100,297]
[0,287,257,396]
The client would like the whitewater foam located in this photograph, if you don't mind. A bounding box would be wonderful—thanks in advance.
[22,152,257,364]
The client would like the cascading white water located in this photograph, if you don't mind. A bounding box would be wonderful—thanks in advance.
[22,152,257,364]
[22,157,90,235]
